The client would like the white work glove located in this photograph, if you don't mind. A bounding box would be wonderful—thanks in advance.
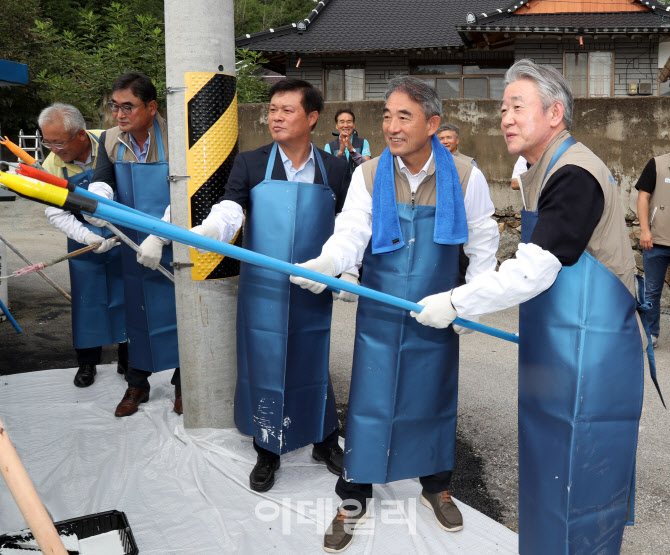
[84,214,108,227]
[84,232,119,254]
[136,235,165,270]
[333,271,359,302]
[453,315,478,335]
[410,290,458,329]
[190,222,221,254]
[289,255,336,294]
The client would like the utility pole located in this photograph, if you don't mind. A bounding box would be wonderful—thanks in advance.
[164,0,238,428]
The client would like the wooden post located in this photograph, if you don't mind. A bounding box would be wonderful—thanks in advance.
[0,418,67,554]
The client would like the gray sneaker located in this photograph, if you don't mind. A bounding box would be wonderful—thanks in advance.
[652,335,659,348]
[323,506,368,553]
[420,490,464,532]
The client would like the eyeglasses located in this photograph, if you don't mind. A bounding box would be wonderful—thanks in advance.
[42,130,79,150]
[107,101,146,115]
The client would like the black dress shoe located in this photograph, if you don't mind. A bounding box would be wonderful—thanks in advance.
[312,442,344,475]
[250,455,280,492]
[74,364,97,388]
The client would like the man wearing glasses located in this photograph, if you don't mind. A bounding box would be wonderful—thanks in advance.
[39,103,127,389]
[85,72,181,418]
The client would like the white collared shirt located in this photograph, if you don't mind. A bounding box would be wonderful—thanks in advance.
[320,153,500,280]
[277,144,316,183]
[397,153,433,193]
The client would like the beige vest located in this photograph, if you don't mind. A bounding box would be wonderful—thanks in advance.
[361,152,471,204]
[520,130,636,296]
[650,153,670,247]
[103,113,169,163]
[453,149,475,166]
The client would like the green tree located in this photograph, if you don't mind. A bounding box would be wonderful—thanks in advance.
[234,0,316,36]
[236,49,271,103]
[32,2,166,125]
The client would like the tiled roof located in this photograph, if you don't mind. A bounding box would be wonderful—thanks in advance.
[236,0,506,52]
[236,0,670,54]
[469,11,670,29]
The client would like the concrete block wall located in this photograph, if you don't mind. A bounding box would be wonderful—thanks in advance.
[238,96,670,218]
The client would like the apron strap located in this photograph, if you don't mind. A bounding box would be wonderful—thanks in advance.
[313,145,328,189]
[265,143,278,181]
[542,136,577,183]
[116,119,165,163]
[265,143,328,188]
[62,167,69,179]
[153,118,166,162]
[117,141,126,161]
[635,274,666,408]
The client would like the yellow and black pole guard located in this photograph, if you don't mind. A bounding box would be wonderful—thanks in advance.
[185,72,241,281]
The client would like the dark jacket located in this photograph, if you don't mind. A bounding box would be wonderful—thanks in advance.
[221,142,351,214]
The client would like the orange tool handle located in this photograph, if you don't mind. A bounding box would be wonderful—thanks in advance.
[17,163,70,189]
[0,136,37,166]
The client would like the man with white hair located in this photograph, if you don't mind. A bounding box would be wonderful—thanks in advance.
[39,103,126,388]
[412,59,645,554]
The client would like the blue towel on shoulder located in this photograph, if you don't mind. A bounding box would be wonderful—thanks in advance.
[371,134,468,254]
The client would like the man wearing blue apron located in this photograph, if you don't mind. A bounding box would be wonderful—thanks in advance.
[39,103,127,388]
[85,73,181,417]
[291,76,499,553]
[191,79,351,493]
[414,60,646,554]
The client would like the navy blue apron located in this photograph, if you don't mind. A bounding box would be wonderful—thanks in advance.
[343,203,460,484]
[113,120,179,372]
[64,165,126,350]
[518,183,643,552]
[234,143,339,455]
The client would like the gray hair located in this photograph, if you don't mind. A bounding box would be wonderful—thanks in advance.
[437,122,459,137]
[504,59,573,130]
[38,103,86,133]
[384,75,442,119]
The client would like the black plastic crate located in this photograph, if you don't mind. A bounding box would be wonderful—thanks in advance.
[0,509,138,554]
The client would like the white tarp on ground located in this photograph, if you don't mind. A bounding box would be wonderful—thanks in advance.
[0,366,518,554]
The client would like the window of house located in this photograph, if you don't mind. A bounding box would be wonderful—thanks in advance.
[324,65,364,101]
[564,52,613,97]
[411,63,509,99]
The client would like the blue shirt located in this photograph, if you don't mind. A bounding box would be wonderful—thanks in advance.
[277,144,316,183]
[129,133,151,163]
[324,138,372,161]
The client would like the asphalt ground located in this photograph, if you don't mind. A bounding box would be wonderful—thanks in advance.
[1,194,669,553]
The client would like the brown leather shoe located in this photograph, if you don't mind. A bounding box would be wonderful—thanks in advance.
[114,387,149,417]
[174,387,183,415]
[420,490,463,532]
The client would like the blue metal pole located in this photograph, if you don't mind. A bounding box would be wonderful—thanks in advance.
[87,201,519,344]
[0,297,22,333]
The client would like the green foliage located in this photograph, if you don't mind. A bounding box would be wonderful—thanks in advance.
[31,2,166,126]
[236,49,271,103]
[0,0,44,140]
[234,0,316,36]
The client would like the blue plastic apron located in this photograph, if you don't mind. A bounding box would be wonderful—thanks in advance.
[113,120,179,372]
[64,165,126,350]
[343,203,460,484]
[234,143,339,455]
[518,179,643,553]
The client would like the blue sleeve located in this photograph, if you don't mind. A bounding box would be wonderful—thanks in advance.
[324,143,332,154]
[362,139,371,157]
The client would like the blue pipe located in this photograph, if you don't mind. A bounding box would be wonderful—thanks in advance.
[0,297,22,333]
[87,202,519,344]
